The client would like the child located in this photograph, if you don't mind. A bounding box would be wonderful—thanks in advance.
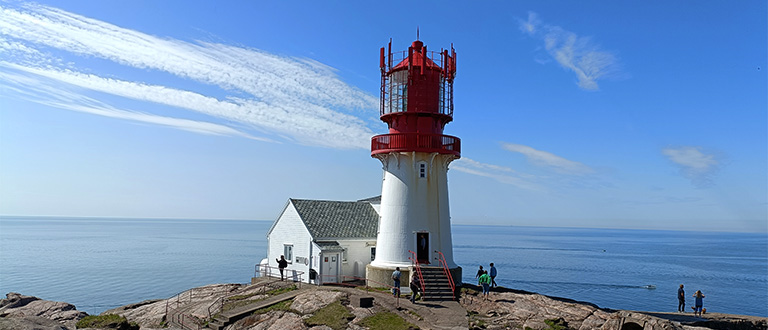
[692,290,705,317]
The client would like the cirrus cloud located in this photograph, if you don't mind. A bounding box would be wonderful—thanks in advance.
[662,146,723,188]
[518,12,622,91]
[0,2,378,149]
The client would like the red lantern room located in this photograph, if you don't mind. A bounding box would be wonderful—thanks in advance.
[371,39,460,157]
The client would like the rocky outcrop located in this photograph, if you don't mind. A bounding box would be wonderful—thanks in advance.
[461,285,768,330]
[0,292,87,330]
[103,283,245,329]
[234,310,308,330]
[3,283,765,330]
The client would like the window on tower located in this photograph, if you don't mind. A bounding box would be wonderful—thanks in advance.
[388,70,408,113]
[419,162,427,178]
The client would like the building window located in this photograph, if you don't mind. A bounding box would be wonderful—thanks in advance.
[370,247,376,261]
[418,162,427,178]
[342,248,348,263]
[283,244,293,264]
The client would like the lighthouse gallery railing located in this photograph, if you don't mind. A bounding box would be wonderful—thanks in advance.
[371,133,460,156]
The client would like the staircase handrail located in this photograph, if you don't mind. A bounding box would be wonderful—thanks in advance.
[434,250,456,298]
[164,287,194,318]
[175,312,201,330]
[407,250,426,294]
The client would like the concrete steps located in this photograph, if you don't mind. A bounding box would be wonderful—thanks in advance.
[417,266,456,301]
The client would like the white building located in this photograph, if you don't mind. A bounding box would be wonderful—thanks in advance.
[265,197,379,284]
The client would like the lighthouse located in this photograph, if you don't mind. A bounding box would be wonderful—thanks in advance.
[366,38,462,285]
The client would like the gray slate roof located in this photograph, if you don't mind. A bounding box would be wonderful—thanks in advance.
[290,199,378,239]
[315,241,345,252]
[357,196,381,203]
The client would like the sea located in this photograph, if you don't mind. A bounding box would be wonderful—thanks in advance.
[0,216,766,317]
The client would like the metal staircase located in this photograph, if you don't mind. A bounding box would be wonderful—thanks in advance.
[418,266,456,301]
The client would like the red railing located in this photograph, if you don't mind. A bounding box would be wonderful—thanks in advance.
[434,250,456,299]
[408,250,426,295]
[371,133,460,156]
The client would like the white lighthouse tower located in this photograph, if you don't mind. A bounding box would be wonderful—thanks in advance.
[366,38,462,285]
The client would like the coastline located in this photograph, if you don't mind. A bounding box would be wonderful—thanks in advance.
[2,281,766,330]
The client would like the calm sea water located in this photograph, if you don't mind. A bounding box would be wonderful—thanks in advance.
[1,217,766,317]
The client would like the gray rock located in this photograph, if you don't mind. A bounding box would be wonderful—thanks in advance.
[228,310,307,330]
[0,292,86,330]
[290,291,343,314]
[0,316,70,330]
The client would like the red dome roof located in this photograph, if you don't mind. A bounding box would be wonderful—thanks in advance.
[391,40,442,71]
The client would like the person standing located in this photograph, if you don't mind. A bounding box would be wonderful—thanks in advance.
[391,267,402,297]
[276,255,288,281]
[677,284,685,312]
[475,265,484,279]
[410,272,421,303]
[489,263,498,288]
[478,270,492,300]
[693,290,705,317]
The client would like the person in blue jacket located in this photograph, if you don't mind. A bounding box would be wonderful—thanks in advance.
[692,290,705,317]
[391,267,401,297]
[489,263,498,288]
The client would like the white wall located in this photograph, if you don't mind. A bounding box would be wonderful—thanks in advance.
[267,201,313,282]
[337,239,377,279]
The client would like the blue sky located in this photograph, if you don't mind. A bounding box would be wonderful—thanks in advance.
[0,1,765,232]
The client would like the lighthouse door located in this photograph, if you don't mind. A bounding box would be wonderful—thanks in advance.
[416,232,429,264]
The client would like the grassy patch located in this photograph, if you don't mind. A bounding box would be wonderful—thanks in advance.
[524,318,570,330]
[406,309,423,321]
[304,301,354,330]
[467,310,487,329]
[265,285,297,296]
[228,293,260,301]
[359,311,419,330]
[544,318,570,330]
[252,299,293,315]
[355,286,392,293]
[76,314,139,330]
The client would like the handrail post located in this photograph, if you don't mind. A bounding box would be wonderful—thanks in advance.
[433,250,456,299]
[408,250,426,294]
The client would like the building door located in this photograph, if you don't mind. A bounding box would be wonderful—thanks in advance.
[322,253,339,283]
[416,232,429,264]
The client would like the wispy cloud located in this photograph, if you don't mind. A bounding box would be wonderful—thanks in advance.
[662,146,722,188]
[452,158,544,191]
[0,3,378,149]
[0,68,266,140]
[518,12,621,90]
[501,142,593,175]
